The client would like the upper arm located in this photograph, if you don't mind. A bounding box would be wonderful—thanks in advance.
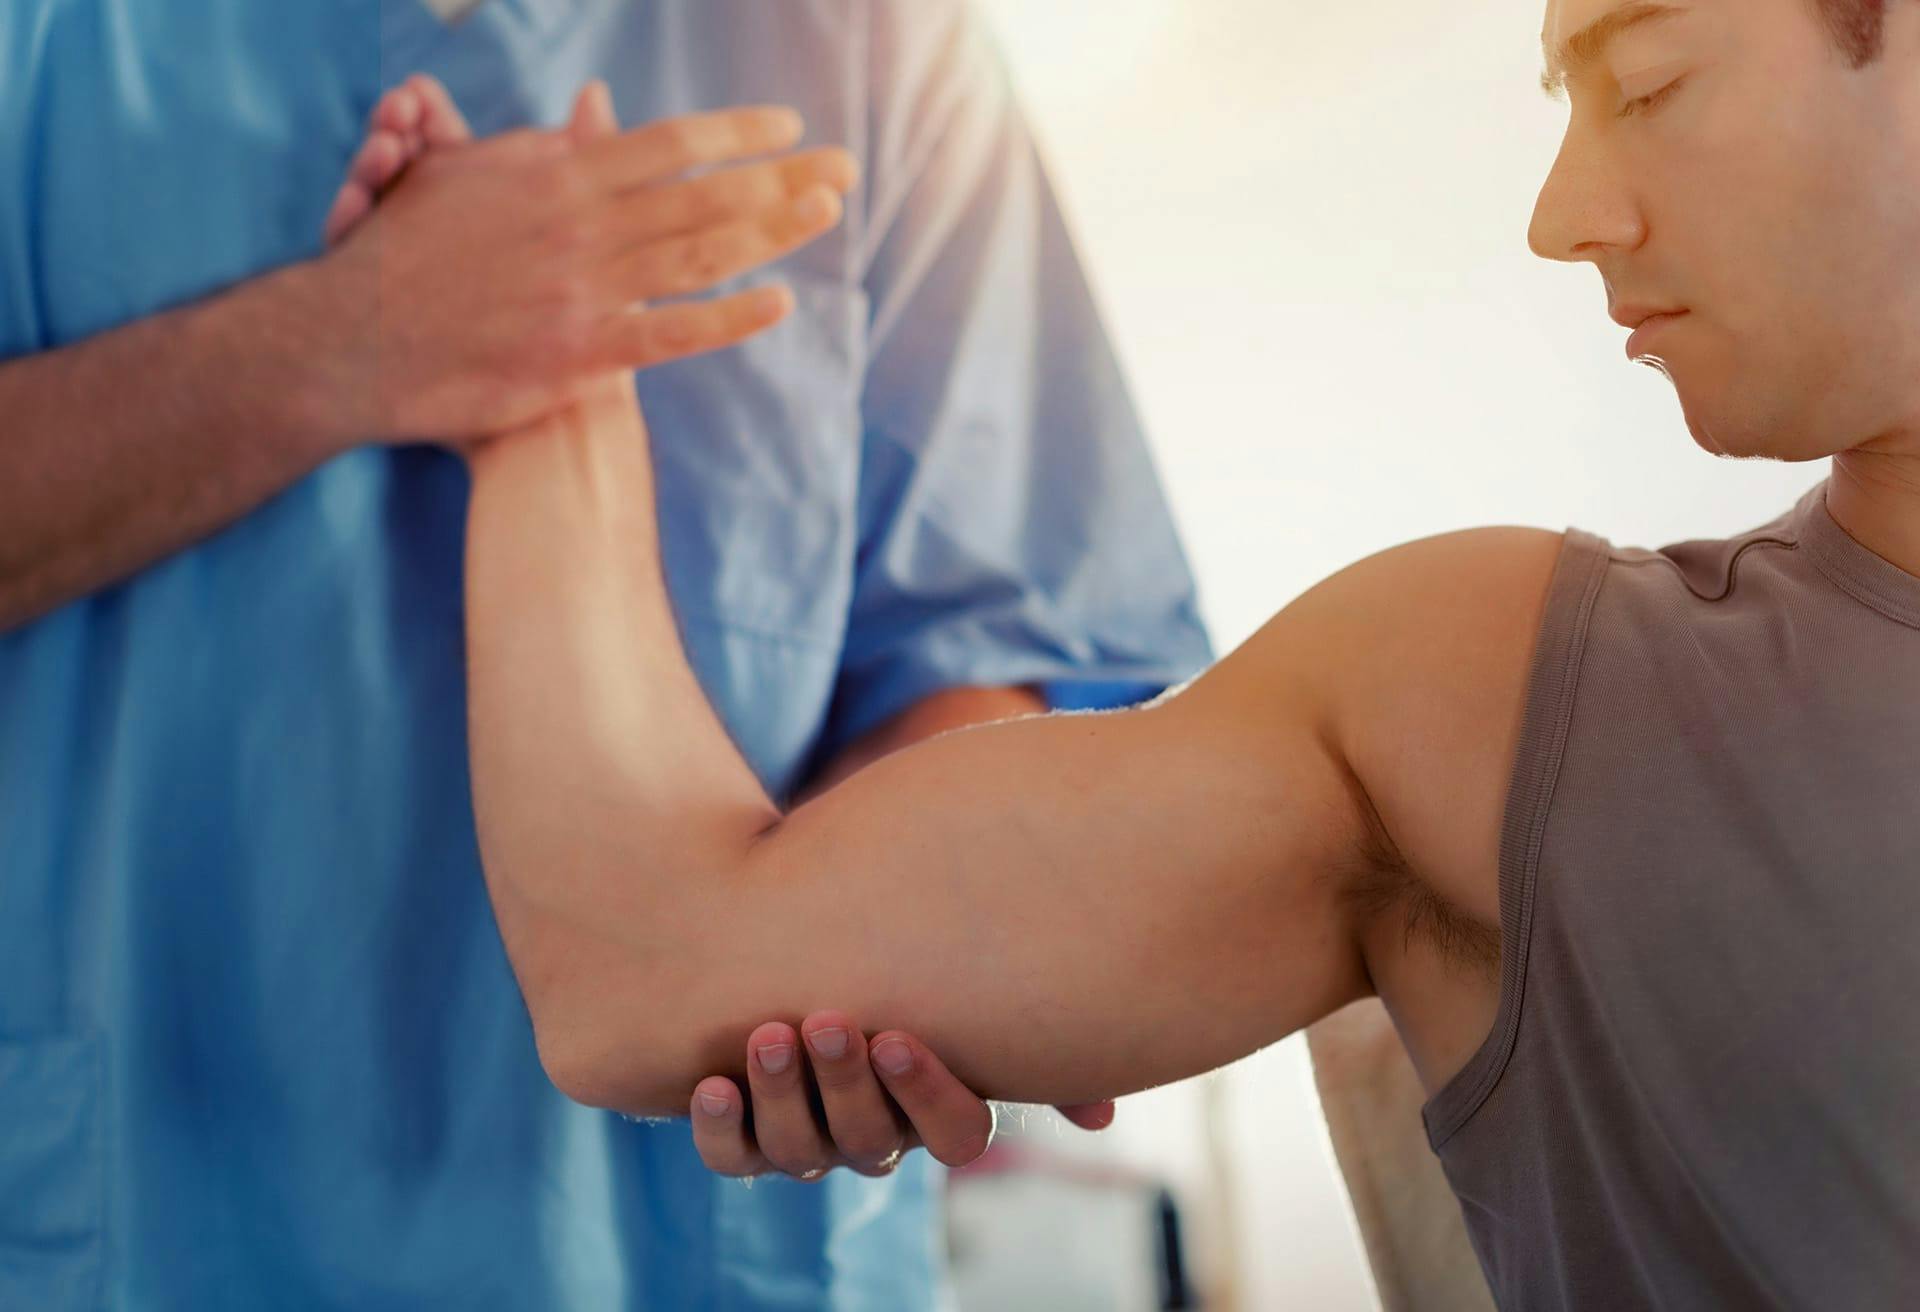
[563,527,1564,1116]
[705,693,1375,1108]
[1311,528,1569,936]
[1300,527,1568,1087]
[667,584,1397,1109]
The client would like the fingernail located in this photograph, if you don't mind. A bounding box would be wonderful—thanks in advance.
[807,1027,850,1060]
[872,1039,913,1076]
[757,1043,795,1075]
[698,1092,731,1117]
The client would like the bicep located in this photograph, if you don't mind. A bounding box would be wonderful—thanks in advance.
[688,625,1376,1107]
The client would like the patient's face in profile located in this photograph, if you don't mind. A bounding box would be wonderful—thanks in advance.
[1528,0,1920,463]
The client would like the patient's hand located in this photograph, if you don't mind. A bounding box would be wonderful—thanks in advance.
[689,1010,1116,1180]
[319,74,856,447]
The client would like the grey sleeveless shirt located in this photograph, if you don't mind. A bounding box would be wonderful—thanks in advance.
[1423,481,1920,1309]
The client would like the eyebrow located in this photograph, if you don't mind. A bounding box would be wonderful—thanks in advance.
[1540,2,1685,97]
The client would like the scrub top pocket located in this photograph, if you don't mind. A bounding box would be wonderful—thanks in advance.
[0,1032,106,1311]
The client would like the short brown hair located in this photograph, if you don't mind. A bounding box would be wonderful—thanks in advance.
[1815,0,1888,65]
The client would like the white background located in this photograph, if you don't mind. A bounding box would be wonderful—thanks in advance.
[976,1,1818,1306]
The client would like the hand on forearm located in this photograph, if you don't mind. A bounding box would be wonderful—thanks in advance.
[322,102,858,446]
[1,83,857,630]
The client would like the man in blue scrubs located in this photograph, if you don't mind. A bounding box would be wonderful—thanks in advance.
[0,2,1210,1306]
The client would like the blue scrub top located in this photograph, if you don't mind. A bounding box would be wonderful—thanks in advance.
[0,1,1213,1307]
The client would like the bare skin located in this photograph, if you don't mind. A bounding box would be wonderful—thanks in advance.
[329,78,1114,1179]
[453,0,1919,1168]
[1530,0,1920,566]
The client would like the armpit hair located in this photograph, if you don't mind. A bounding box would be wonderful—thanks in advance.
[1333,774,1501,980]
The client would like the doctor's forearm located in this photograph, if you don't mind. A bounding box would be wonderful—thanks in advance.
[802,685,1049,798]
[0,260,354,631]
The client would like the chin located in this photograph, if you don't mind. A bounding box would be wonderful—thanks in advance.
[1678,398,1829,464]
[1675,400,1763,461]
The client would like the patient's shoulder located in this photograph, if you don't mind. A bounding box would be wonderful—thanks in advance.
[1292,526,1569,710]
[1167,526,1567,916]
[1306,527,1569,920]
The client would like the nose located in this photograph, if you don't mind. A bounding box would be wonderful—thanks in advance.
[1528,126,1646,264]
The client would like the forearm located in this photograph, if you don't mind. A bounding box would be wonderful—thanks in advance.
[463,382,787,1103]
[0,261,354,630]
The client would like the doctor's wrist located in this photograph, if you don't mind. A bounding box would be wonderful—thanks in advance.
[262,255,391,460]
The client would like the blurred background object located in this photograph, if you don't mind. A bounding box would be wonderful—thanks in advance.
[965,0,1821,1306]
[947,1118,1196,1311]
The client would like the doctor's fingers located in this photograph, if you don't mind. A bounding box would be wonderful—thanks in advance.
[582,285,793,374]
[603,185,844,306]
[799,1012,911,1177]
[689,1077,773,1179]
[743,1022,839,1180]
[578,105,805,196]
[605,148,859,250]
[868,1033,998,1169]
[404,74,473,147]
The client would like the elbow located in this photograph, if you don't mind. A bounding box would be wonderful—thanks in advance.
[536,1039,671,1120]
[530,997,697,1120]
[515,929,724,1119]
[481,851,745,1116]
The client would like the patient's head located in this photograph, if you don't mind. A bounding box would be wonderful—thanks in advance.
[1527,0,1920,462]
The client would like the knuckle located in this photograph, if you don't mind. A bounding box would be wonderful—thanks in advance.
[838,1128,902,1164]
[681,233,733,288]
[765,1147,831,1180]
[691,182,746,230]
[569,215,609,255]
[532,157,584,209]
[654,188,702,234]
[811,1073,858,1098]
[810,1060,867,1091]
[641,311,698,360]
[557,157,597,205]
[546,213,597,262]
[933,1123,993,1169]
[551,299,599,362]
[854,1147,905,1178]
[660,122,700,172]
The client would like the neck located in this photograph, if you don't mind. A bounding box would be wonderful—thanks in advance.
[1827,440,1920,579]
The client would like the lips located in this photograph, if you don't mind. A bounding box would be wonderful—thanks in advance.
[1609,304,1688,332]
[1612,305,1689,361]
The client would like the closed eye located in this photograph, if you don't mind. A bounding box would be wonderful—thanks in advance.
[1617,75,1687,119]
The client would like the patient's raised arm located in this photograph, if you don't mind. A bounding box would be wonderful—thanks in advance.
[461,364,1395,1114]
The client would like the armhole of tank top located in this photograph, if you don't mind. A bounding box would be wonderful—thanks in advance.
[1422,527,1612,1151]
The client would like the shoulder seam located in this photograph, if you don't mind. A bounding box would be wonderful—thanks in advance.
[1608,535,1798,603]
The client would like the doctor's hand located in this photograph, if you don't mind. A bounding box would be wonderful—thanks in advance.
[688,1010,1116,1181]
[309,78,858,451]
